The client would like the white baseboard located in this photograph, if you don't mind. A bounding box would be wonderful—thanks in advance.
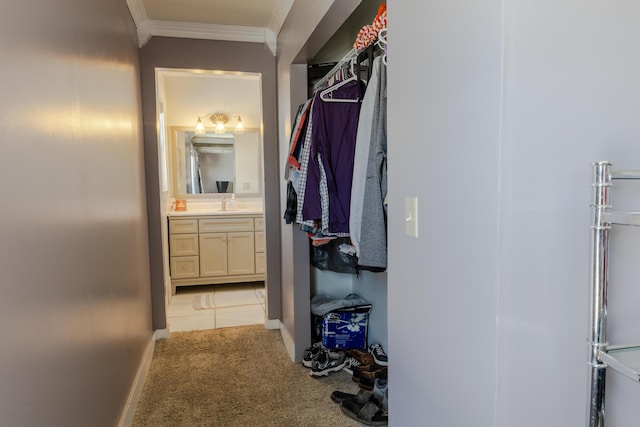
[154,328,170,340]
[118,329,166,427]
[264,318,280,330]
[279,321,297,362]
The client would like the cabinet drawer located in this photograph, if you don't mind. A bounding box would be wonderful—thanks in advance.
[255,231,265,253]
[170,234,198,256]
[199,217,254,233]
[254,217,264,231]
[170,256,200,279]
[169,219,199,234]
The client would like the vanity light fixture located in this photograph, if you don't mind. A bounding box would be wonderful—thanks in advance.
[234,116,244,133]
[195,117,206,135]
[213,113,228,134]
[194,113,230,135]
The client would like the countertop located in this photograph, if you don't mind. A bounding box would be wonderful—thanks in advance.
[168,208,263,217]
[167,201,263,217]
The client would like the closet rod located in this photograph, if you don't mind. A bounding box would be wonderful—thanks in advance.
[312,48,358,93]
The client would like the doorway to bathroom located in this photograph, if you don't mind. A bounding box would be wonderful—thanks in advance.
[155,68,268,333]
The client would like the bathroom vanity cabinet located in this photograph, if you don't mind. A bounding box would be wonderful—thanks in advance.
[168,214,264,293]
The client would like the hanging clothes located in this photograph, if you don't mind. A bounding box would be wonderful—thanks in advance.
[294,96,317,231]
[357,56,387,271]
[303,79,362,235]
[283,180,297,224]
[286,98,313,174]
[282,12,388,274]
[284,98,313,213]
[350,55,383,259]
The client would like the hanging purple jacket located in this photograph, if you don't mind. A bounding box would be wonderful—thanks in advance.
[302,80,362,234]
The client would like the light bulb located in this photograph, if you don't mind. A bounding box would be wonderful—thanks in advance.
[195,117,205,135]
[234,116,244,133]
[215,121,226,134]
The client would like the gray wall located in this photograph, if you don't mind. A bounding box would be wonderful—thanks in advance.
[0,0,153,426]
[139,37,279,328]
[389,1,640,426]
[389,2,501,424]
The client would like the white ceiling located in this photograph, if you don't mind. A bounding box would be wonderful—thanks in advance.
[126,0,294,51]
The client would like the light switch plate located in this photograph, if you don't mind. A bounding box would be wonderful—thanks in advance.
[405,196,418,238]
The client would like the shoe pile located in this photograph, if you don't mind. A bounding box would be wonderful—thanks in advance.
[302,342,381,377]
[331,343,389,426]
[301,342,389,424]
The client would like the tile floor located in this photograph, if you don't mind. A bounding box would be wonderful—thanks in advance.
[166,282,265,332]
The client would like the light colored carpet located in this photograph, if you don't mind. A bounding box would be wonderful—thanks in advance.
[132,325,363,427]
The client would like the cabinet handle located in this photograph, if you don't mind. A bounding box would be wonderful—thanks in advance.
[182,265,187,270]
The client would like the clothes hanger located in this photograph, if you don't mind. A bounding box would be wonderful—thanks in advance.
[319,58,360,103]
[376,28,387,66]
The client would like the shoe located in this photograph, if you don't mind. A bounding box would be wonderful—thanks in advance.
[382,387,388,413]
[372,378,388,405]
[345,348,375,366]
[330,389,371,405]
[302,342,323,368]
[351,364,382,383]
[310,349,347,377]
[368,343,388,366]
[359,366,387,381]
[358,368,388,391]
[340,397,388,426]
[342,356,362,375]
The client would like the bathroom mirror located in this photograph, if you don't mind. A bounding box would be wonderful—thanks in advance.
[171,126,262,197]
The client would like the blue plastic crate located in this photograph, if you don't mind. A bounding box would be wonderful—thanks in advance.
[320,305,371,350]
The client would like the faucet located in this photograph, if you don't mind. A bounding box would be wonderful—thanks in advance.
[221,195,227,211]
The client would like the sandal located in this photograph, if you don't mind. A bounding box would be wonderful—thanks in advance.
[340,398,388,426]
[331,389,371,405]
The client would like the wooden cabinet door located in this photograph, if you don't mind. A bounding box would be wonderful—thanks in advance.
[255,252,265,274]
[199,233,227,277]
[254,231,265,253]
[227,232,255,275]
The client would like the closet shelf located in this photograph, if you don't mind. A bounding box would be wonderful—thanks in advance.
[600,345,640,383]
[588,161,640,426]
[603,212,640,227]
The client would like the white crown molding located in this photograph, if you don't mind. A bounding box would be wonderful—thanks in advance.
[264,28,277,56]
[125,0,282,51]
[125,0,148,27]
[132,19,269,48]
[268,0,294,37]
[136,21,152,47]
[147,20,265,43]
